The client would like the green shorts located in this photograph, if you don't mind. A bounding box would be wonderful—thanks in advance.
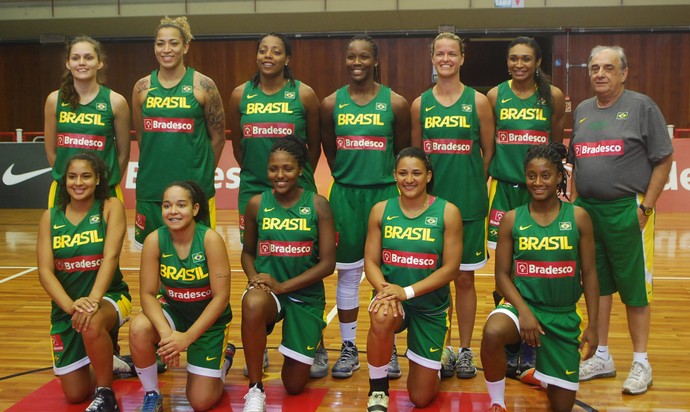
[461,218,488,270]
[135,198,216,247]
[487,179,530,249]
[396,303,450,370]
[329,182,399,267]
[51,291,132,375]
[242,289,326,365]
[574,195,653,306]
[491,301,582,390]
[162,303,232,378]
[48,180,123,208]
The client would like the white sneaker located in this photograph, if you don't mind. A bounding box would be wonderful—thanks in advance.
[367,391,389,412]
[579,354,616,381]
[622,361,653,395]
[242,386,266,412]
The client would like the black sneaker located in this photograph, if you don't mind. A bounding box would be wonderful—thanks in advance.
[84,387,120,412]
[225,343,236,372]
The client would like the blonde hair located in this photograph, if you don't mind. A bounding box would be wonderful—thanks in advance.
[431,32,465,55]
[157,16,194,44]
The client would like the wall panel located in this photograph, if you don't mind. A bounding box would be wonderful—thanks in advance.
[2,32,689,138]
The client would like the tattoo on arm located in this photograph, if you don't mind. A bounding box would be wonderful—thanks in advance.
[199,75,224,134]
[134,78,150,95]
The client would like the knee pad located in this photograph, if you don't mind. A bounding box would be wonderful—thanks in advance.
[336,266,363,310]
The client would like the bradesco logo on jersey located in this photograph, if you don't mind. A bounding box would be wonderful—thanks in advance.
[382,249,438,269]
[54,254,104,273]
[423,139,472,155]
[573,140,624,157]
[143,117,194,133]
[57,133,106,151]
[497,130,548,145]
[336,136,386,151]
[243,122,294,138]
[258,240,312,257]
[166,285,213,302]
[514,259,576,278]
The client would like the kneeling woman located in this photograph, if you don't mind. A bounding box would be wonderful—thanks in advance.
[129,181,233,412]
[364,147,462,411]
[481,143,599,412]
[37,152,131,412]
[240,135,336,411]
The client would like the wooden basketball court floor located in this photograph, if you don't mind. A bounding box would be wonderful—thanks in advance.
[1,209,689,411]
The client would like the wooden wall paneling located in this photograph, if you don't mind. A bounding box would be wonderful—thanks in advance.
[2,32,690,135]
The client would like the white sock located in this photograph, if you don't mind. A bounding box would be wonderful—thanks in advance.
[135,363,159,393]
[632,352,650,368]
[368,363,388,379]
[595,345,610,360]
[340,321,357,344]
[485,378,506,408]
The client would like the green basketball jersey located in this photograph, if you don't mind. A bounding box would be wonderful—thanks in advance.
[419,86,487,220]
[137,68,215,201]
[511,202,582,308]
[489,80,553,184]
[50,200,128,322]
[239,81,316,194]
[254,190,324,306]
[54,86,121,187]
[380,197,449,313]
[331,85,396,186]
[158,224,232,324]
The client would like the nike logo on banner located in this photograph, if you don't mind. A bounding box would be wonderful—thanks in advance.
[501,98,513,104]
[162,253,174,258]
[2,164,52,186]
[519,225,532,230]
[53,224,66,229]
[425,106,436,112]
[247,94,258,99]
[338,103,350,109]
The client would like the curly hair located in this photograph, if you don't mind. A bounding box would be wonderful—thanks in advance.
[157,16,194,44]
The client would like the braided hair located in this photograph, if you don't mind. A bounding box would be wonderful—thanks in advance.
[252,33,296,87]
[163,180,209,223]
[348,34,381,83]
[270,134,308,169]
[524,142,569,199]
